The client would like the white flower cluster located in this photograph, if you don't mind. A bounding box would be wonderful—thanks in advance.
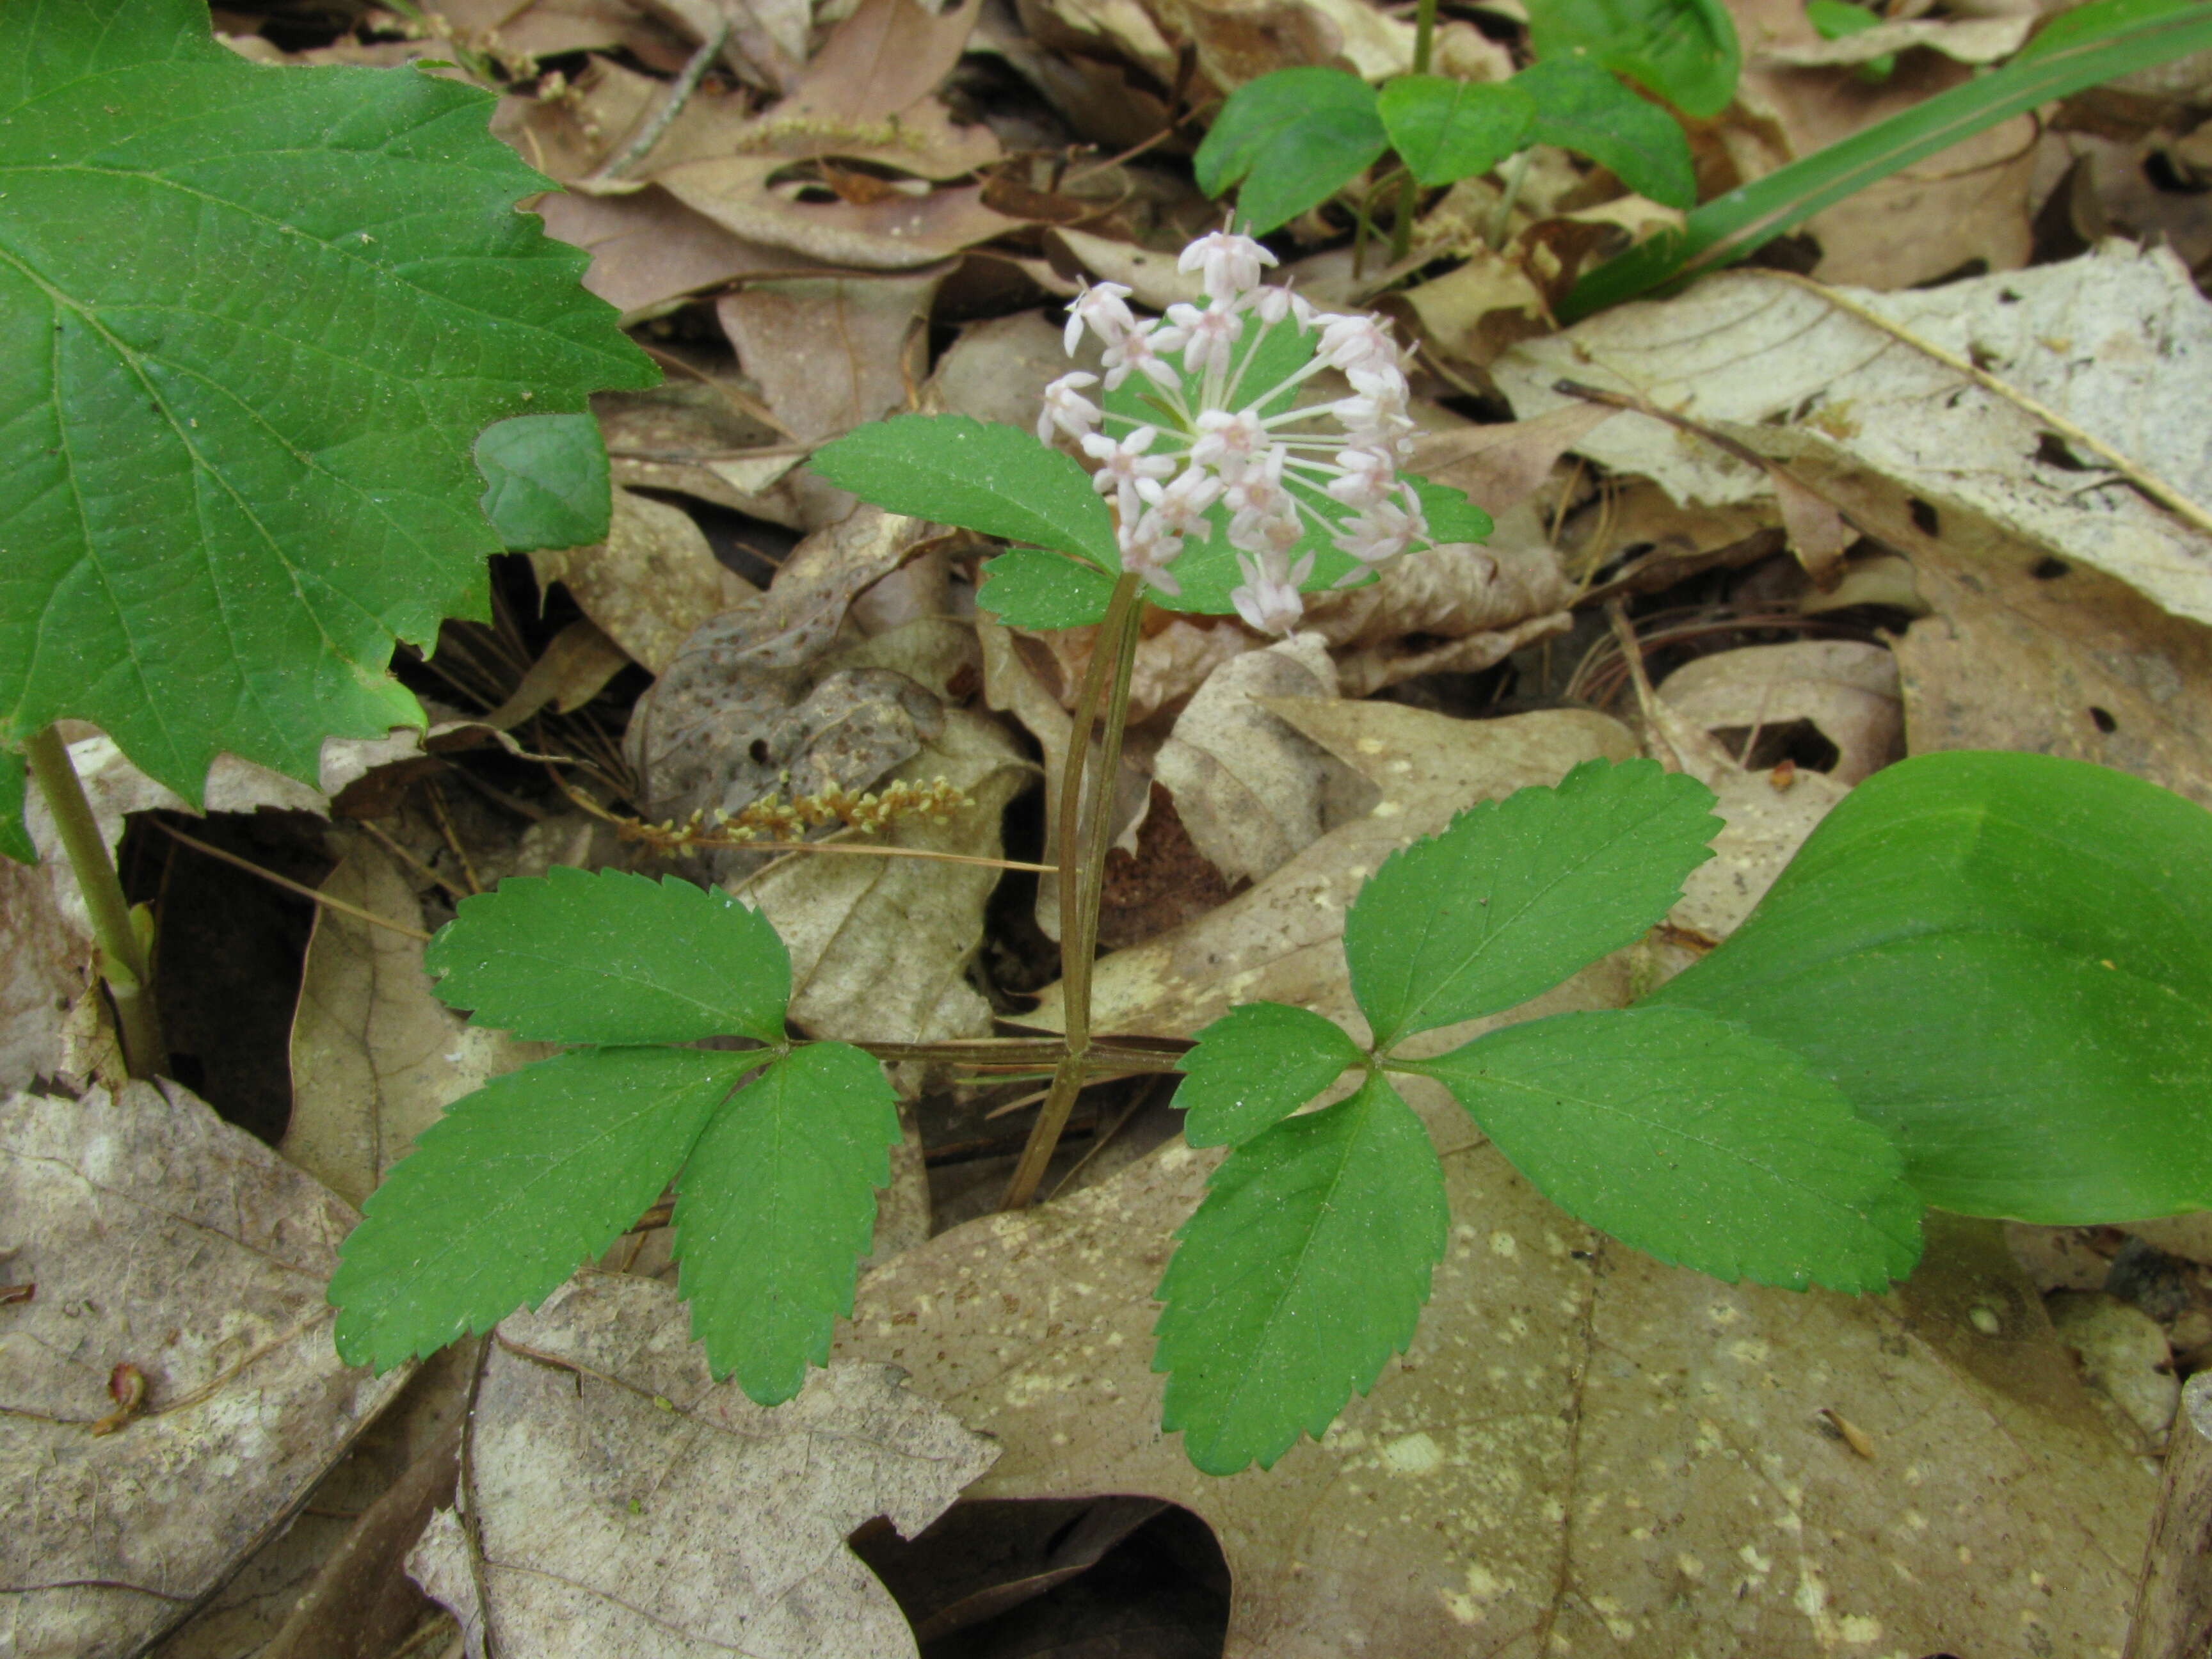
[1036,230,1431,636]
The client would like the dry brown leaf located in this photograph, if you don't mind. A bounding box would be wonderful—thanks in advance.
[0,1080,409,1658]
[776,0,986,132]
[1757,11,2035,67]
[840,1148,2151,1656]
[406,1276,997,1656]
[534,188,828,317]
[1150,632,1339,885]
[1046,227,1209,311]
[533,485,757,677]
[1656,639,1903,785]
[1402,251,1552,376]
[284,837,552,1210]
[481,619,632,730]
[926,310,1070,432]
[423,0,684,68]
[595,378,811,528]
[658,160,1025,271]
[1407,402,1621,517]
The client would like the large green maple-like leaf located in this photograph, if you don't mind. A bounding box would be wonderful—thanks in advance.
[0,0,655,803]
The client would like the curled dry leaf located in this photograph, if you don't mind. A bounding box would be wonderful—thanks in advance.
[1496,246,2212,627]
[535,188,829,318]
[532,485,758,676]
[838,1132,2151,1656]
[595,378,809,529]
[1656,639,1903,785]
[1756,11,2035,68]
[0,1080,408,1658]
[406,1274,997,1658]
[1407,404,1622,518]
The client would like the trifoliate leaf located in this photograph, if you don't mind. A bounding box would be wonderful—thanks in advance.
[1193,67,1388,235]
[330,1046,748,1370]
[977,549,1120,630]
[1176,1002,1366,1149]
[426,867,790,1046]
[0,750,30,867]
[1528,0,1742,118]
[1648,751,2212,1222]
[673,1041,901,1404]
[476,413,614,553]
[0,0,657,803]
[1377,76,1535,188]
[1155,1073,1446,1473]
[1407,1006,1922,1292]
[810,415,1120,570]
[1347,758,1719,1050]
[1516,57,1699,209]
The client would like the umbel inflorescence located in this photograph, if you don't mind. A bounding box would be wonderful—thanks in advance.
[1038,229,1436,636]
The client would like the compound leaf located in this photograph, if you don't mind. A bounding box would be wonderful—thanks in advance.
[1155,1073,1446,1473]
[811,414,1119,570]
[0,0,656,803]
[0,750,29,866]
[330,1046,747,1370]
[1378,76,1535,188]
[1409,1006,1922,1292]
[1528,0,1742,117]
[426,867,790,1046]
[977,549,1119,630]
[1347,757,1719,1050]
[1193,67,1388,235]
[476,412,613,552]
[1516,57,1698,209]
[673,1040,901,1404]
[1649,751,2212,1223]
[1176,1001,1366,1149]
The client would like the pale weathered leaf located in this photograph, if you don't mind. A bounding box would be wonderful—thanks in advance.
[1656,640,1903,785]
[531,486,756,676]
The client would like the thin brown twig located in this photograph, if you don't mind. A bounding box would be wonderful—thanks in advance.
[587,11,734,184]
[153,822,434,943]
[357,819,473,906]
[426,780,482,894]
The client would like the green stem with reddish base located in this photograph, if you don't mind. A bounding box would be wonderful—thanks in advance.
[22,725,164,1078]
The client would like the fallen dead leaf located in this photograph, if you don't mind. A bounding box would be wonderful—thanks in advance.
[1656,639,1903,785]
[532,485,758,675]
[406,1274,997,1656]
[1407,403,1621,518]
[534,187,828,317]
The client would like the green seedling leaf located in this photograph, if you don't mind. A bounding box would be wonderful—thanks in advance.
[330,1046,749,1370]
[1347,757,1719,1050]
[1515,57,1698,210]
[1155,1073,1446,1473]
[1377,76,1535,188]
[1406,1006,1922,1292]
[811,414,1119,571]
[0,749,30,866]
[1566,0,2212,316]
[476,412,614,553]
[673,1041,901,1404]
[1193,67,1388,234]
[426,867,791,1046]
[0,0,656,803]
[1409,475,1495,544]
[977,549,1120,630]
[1528,0,1742,117]
[1648,751,2212,1224]
[1806,0,1884,38]
[1177,1002,1366,1149]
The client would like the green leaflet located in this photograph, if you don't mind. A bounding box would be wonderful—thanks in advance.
[1528,0,1742,118]
[1516,57,1698,210]
[977,549,1121,631]
[810,414,1120,571]
[1406,1006,1922,1292]
[673,1041,902,1404]
[1155,1073,1447,1473]
[330,1046,749,1371]
[1411,476,1495,545]
[476,412,614,553]
[1193,67,1388,235]
[0,0,656,803]
[426,867,792,1046]
[1176,1002,1366,1149]
[0,749,30,866]
[1647,751,2212,1222]
[1377,76,1535,188]
[1346,757,1720,1049]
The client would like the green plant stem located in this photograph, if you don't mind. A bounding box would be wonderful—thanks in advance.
[1488,146,1533,250]
[22,725,164,1078]
[1386,0,1441,263]
[1003,572,1145,1209]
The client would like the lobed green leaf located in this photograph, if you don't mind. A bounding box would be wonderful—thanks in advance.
[977,549,1120,630]
[330,1046,749,1370]
[810,414,1119,570]
[1527,0,1742,117]
[425,867,791,1046]
[1647,751,2212,1222]
[1193,67,1388,235]
[476,412,613,553]
[1407,1006,1923,1292]
[1515,57,1697,210]
[673,1041,901,1404]
[1155,1073,1447,1473]
[1377,76,1535,188]
[1176,1002,1366,1148]
[1346,757,1719,1050]
[0,0,656,803]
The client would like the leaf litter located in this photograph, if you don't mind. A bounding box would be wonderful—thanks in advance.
[18,0,2212,1651]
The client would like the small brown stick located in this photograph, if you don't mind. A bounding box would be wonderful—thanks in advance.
[357,818,472,906]
[587,10,734,184]
[154,822,433,943]
[425,780,482,895]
